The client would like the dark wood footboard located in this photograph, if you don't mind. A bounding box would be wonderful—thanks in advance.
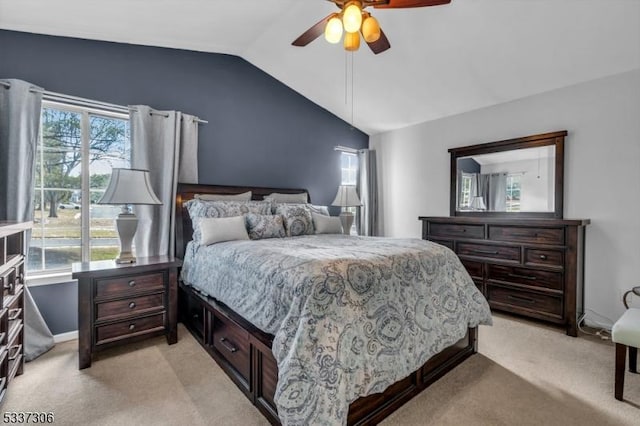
[179,282,477,425]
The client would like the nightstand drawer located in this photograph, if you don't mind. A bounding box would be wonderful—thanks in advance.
[95,272,164,298]
[95,312,165,345]
[95,293,164,322]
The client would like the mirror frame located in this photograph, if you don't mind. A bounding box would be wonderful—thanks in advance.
[449,130,566,219]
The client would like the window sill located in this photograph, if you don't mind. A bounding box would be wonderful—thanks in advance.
[27,271,75,287]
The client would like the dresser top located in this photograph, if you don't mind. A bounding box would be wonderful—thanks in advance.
[0,221,33,238]
[419,216,590,226]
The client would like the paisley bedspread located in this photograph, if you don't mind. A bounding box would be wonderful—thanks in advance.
[181,234,492,425]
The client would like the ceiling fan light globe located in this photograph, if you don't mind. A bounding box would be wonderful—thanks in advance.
[362,16,381,43]
[343,3,363,33]
[344,31,360,51]
[325,17,343,44]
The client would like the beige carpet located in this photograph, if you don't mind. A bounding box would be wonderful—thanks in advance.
[5,314,639,425]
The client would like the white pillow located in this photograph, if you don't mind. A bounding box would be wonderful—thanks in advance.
[264,192,308,203]
[199,216,249,245]
[312,212,343,234]
[195,191,252,201]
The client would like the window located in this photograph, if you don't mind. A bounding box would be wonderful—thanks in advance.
[340,152,359,234]
[506,174,522,212]
[459,173,473,209]
[29,102,130,274]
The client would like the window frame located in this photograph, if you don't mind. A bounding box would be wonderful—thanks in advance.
[29,100,130,279]
[339,151,359,235]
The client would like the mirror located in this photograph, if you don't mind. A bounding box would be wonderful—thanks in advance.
[449,131,566,218]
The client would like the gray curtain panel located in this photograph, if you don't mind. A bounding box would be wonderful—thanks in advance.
[130,106,199,258]
[357,149,378,236]
[479,173,507,211]
[0,79,55,361]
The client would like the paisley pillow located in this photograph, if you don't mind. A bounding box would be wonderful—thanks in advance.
[186,199,271,243]
[275,204,314,237]
[245,214,286,240]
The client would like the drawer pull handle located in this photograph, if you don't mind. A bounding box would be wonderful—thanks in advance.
[472,249,499,255]
[129,302,137,309]
[507,273,537,281]
[128,324,136,331]
[128,280,136,287]
[507,295,536,305]
[8,344,22,361]
[219,337,238,353]
[539,255,548,260]
[8,308,22,321]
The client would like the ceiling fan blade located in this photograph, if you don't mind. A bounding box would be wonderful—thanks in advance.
[364,29,391,55]
[292,14,334,47]
[374,0,451,9]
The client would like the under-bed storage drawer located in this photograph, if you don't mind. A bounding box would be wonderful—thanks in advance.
[212,312,251,385]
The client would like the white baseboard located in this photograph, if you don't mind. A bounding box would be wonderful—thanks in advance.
[54,330,78,343]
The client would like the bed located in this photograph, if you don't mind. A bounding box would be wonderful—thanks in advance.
[175,183,492,425]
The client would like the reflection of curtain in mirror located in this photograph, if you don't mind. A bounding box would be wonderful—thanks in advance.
[479,173,507,211]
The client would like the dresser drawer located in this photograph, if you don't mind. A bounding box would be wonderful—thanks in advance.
[457,242,520,262]
[212,312,251,384]
[488,264,563,291]
[524,248,564,268]
[95,293,164,322]
[430,223,484,240]
[488,225,564,245]
[95,272,164,298]
[429,238,454,250]
[461,259,483,279]
[487,285,562,319]
[95,312,165,345]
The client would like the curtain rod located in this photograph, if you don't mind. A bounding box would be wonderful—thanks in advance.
[1,80,207,124]
[334,146,359,154]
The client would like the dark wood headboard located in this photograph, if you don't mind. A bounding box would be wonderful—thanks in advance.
[175,183,310,259]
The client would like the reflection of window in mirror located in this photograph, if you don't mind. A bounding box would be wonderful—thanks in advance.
[506,174,522,212]
[460,173,473,209]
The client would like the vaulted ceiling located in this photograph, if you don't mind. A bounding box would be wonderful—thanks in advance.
[1,0,638,134]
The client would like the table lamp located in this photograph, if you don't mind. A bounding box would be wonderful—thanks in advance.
[331,185,362,235]
[98,168,161,263]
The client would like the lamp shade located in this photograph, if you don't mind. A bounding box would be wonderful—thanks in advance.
[331,185,362,207]
[98,168,162,205]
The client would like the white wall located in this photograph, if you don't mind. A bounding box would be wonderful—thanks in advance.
[370,69,640,325]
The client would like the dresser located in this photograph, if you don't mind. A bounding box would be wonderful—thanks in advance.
[420,217,589,336]
[0,221,30,403]
[73,256,181,369]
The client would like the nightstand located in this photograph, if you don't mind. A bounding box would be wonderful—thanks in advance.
[72,256,182,369]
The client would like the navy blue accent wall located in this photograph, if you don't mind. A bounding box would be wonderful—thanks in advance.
[0,30,368,207]
[458,158,481,174]
[1,30,368,335]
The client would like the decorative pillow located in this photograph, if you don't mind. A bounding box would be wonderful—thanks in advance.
[270,203,329,216]
[312,212,343,234]
[195,191,252,201]
[185,199,271,242]
[264,192,308,204]
[245,214,286,240]
[275,204,314,237]
[308,205,330,216]
[200,216,249,245]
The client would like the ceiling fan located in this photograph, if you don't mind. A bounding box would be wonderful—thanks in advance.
[292,0,452,54]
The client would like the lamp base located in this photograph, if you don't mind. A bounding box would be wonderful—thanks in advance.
[339,211,354,235]
[115,213,138,264]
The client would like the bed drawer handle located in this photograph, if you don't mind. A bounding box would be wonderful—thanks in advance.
[471,249,499,255]
[507,295,536,305]
[220,337,238,353]
[507,273,537,281]
[8,344,22,361]
[0,332,5,343]
[128,280,136,287]
[539,254,548,260]
[8,308,22,321]
[129,302,137,309]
